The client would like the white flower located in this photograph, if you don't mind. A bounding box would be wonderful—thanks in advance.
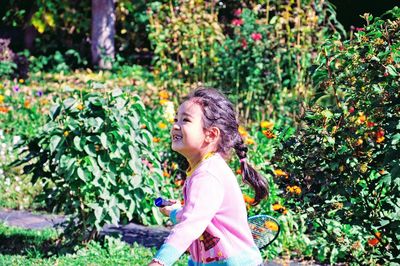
[15,185,21,192]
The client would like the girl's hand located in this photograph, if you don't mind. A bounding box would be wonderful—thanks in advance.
[159,199,181,217]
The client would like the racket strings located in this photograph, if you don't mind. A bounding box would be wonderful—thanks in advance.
[248,217,279,248]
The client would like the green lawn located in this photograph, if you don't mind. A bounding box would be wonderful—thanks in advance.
[0,223,188,265]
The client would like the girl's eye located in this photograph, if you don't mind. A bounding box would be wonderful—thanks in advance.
[183,118,190,122]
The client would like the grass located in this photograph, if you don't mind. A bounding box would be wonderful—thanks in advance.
[0,223,188,265]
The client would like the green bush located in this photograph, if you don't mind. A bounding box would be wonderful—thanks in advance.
[274,7,400,264]
[13,88,165,243]
[148,0,225,98]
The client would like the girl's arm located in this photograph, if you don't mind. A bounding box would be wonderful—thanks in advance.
[152,172,223,266]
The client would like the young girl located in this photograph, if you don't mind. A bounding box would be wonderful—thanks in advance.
[149,88,268,266]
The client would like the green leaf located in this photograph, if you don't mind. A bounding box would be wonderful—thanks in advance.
[49,104,61,120]
[73,136,83,152]
[63,98,76,110]
[111,88,123,97]
[100,132,108,149]
[50,135,62,153]
[77,167,87,181]
[152,206,163,225]
[386,65,398,76]
[84,143,97,157]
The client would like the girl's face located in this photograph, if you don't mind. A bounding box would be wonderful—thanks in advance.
[170,101,207,159]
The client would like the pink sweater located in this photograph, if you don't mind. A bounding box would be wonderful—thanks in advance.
[154,153,262,265]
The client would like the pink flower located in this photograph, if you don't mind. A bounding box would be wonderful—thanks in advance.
[234,9,242,16]
[251,32,262,41]
[355,27,365,31]
[241,39,248,49]
[232,18,243,26]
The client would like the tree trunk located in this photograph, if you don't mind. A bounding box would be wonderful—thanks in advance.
[91,0,115,69]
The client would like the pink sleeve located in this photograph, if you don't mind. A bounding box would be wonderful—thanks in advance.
[164,172,224,252]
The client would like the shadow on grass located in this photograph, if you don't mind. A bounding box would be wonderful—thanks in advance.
[0,231,59,257]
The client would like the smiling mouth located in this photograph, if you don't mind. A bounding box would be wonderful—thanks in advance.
[172,135,182,141]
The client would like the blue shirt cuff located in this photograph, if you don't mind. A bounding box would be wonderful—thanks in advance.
[154,243,182,266]
[169,208,182,225]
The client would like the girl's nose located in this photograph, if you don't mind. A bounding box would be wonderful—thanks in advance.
[172,123,180,130]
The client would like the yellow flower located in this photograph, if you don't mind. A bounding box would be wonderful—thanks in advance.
[245,137,255,145]
[238,126,248,137]
[360,163,368,173]
[158,122,167,130]
[18,79,24,84]
[63,131,69,137]
[274,169,288,178]
[357,112,366,124]
[153,137,160,143]
[339,165,345,172]
[260,120,274,130]
[159,90,169,100]
[0,95,4,103]
[160,99,168,105]
[77,104,84,111]
[171,162,178,170]
[376,136,385,143]
[265,221,279,231]
[272,203,283,211]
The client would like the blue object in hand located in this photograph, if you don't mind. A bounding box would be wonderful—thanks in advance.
[154,197,168,207]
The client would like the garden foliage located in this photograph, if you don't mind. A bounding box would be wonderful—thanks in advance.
[274,7,400,264]
[12,88,165,241]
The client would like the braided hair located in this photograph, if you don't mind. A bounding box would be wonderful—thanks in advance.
[185,87,269,205]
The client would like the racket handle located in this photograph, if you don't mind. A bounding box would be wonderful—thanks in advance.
[154,197,170,207]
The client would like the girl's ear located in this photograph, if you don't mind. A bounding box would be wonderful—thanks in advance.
[205,127,220,143]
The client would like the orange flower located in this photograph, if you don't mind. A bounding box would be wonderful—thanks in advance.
[265,221,279,231]
[153,137,161,143]
[0,106,9,113]
[274,169,288,178]
[272,203,288,214]
[376,129,385,143]
[243,194,255,204]
[287,185,302,195]
[159,90,169,100]
[358,112,366,124]
[140,124,147,129]
[238,126,248,137]
[272,203,283,211]
[355,138,363,146]
[260,121,274,130]
[174,180,184,187]
[77,104,84,110]
[262,130,276,139]
[245,137,255,145]
[368,238,379,246]
[24,100,30,108]
[236,168,242,175]
[163,170,170,178]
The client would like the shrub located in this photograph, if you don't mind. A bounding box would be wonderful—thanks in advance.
[13,88,165,243]
[274,7,400,264]
[147,0,225,98]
